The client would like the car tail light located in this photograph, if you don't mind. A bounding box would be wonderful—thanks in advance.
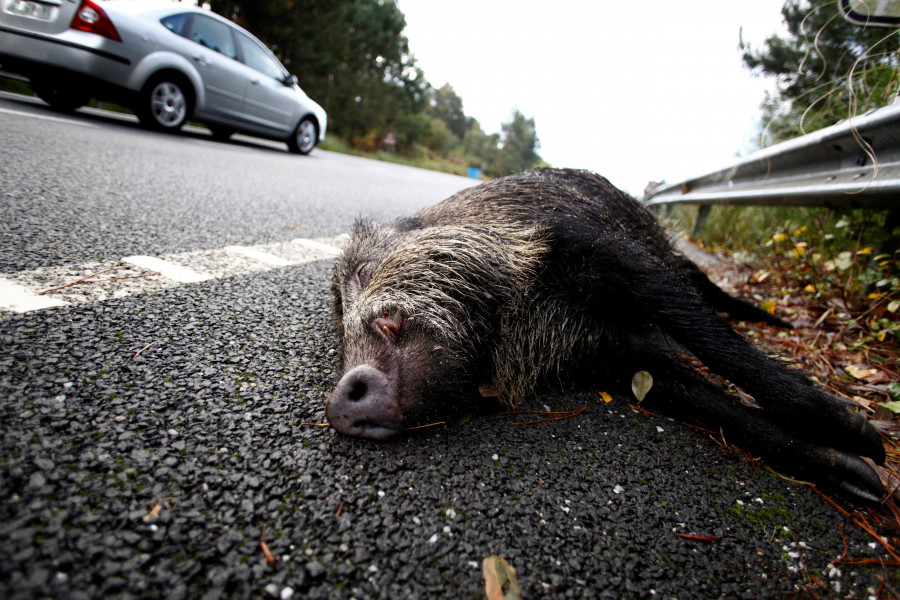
[70,0,122,42]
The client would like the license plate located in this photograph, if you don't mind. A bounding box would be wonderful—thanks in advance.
[5,0,54,21]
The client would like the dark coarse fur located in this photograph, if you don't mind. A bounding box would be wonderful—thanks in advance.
[328,167,886,503]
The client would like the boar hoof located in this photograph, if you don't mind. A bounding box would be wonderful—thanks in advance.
[326,364,402,439]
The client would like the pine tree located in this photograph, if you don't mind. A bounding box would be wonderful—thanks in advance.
[487,110,542,177]
[742,0,899,143]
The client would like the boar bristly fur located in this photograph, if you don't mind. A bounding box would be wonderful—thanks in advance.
[327,168,885,503]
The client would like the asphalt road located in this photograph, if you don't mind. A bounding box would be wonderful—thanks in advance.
[1,93,895,599]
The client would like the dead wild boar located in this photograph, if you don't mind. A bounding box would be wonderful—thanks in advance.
[327,167,885,503]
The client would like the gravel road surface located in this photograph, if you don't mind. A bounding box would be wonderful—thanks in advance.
[1,94,895,599]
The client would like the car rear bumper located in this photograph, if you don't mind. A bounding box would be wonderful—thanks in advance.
[0,24,135,87]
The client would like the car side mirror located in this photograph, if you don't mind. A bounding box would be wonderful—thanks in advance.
[284,74,298,87]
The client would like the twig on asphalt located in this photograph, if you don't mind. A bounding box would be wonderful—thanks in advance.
[132,341,157,360]
[405,421,446,431]
[38,268,118,294]
[38,267,153,295]
[675,533,718,542]
[259,523,276,564]
[498,405,587,425]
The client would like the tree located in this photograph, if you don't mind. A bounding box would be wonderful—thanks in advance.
[460,119,489,159]
[206,0,428,141]
[423,117,458,155]
[742,0,899,143]
[429,84,467,140]
[487,109,542,177]
[202,0,547,168]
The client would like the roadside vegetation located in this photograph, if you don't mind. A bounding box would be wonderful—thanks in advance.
[697,0,900,401]
[667,204,899,368]
[660,0,900,520]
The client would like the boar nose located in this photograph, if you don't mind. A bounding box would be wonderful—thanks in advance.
[326,365,403,439]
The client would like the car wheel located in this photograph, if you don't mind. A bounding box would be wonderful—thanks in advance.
[138,75,192,131]
[31,78,90,111]
[287,117,317,155]
[208,125,235,141]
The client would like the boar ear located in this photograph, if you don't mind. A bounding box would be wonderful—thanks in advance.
[350,218,378,236]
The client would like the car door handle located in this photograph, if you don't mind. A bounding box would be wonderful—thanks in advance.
[250,79,261,86]
[193,55,210,66]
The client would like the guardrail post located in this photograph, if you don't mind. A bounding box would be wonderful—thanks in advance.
[691,205,711,239]
[876,207,900,258]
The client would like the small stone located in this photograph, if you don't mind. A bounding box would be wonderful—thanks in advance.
[306,561,325,578]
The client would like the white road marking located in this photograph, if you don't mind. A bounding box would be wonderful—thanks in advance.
[224,245,294,266]
[0,278,69,313]
[0,107,94,127]
[1,235,347,317]
[292,236,346,255]
[122,256,214,283]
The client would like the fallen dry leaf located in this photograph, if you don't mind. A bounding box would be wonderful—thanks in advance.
[631,371,653,403]
[142,496,177,522]
[142,504,162,523]
[845,365,879,381]
[483,555,521,600]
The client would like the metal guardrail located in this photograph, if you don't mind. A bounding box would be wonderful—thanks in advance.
[0,68,29,83]
[643,101,900,223]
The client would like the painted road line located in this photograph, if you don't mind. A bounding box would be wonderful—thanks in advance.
[224,245,295,266]
[0,277,68,313]
[1,236,346,317]
[122,256,214,284]
[292,237,345,255]
[0,107,94,127]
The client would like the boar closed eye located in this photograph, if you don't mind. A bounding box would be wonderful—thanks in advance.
[352,261,377,290]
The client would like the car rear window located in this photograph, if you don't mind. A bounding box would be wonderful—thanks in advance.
[189,15,237,60]
[160,13,189,36]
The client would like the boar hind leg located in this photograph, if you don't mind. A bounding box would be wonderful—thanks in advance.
[600,247,885,465]
[633,351,884,504]
[678,256,792,329]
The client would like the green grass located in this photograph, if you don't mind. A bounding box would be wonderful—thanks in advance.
[0,75,32,96]
[319,135,476,178]
[660,203,900,348]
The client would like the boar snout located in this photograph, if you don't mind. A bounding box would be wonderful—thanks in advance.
[326,364,402,439]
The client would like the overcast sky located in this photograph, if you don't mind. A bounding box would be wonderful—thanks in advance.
[397,0,789,195]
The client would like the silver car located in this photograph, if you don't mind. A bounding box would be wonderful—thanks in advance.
[0,0,327,154]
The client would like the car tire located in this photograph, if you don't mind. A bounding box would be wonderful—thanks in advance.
[137,74,193,132]
[287,117,317,155]
[31,78,90,112]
